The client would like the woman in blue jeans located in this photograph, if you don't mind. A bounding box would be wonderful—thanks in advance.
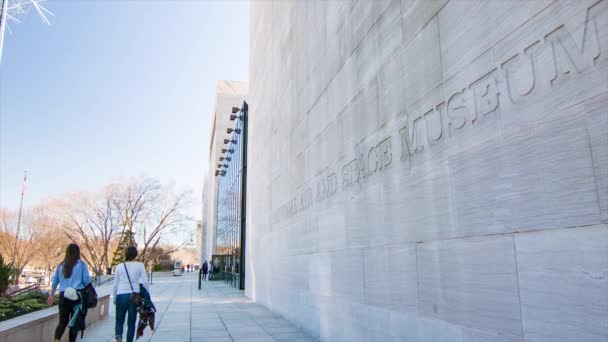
[112,246,150,342]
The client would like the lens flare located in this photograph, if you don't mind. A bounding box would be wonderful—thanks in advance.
[0,0,53,63]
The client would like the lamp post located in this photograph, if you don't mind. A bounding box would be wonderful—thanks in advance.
[198,267,202,290]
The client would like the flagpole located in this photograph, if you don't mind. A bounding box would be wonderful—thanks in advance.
[0,0,8,65]
[14,170,26,255]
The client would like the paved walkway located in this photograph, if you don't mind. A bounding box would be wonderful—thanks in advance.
[84,273,317,342]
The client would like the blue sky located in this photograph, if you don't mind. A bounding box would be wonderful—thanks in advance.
[0,0,250,218]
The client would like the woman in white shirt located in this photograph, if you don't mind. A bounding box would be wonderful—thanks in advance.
[112,246,150,342]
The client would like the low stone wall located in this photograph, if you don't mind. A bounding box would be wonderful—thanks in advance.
[0,293,110,342]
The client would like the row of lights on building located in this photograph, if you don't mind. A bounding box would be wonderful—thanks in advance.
[216,106,243,177]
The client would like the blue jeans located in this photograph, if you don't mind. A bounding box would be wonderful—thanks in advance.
[115,294,137,342]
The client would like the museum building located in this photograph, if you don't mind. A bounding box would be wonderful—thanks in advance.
[243,1,608,341]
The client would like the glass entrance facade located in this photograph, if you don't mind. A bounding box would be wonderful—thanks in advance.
[214,102,248,290]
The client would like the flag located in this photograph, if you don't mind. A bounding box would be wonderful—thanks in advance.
[21,172,27,194]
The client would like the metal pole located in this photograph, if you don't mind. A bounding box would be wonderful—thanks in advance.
[198,268,202,290]
[12,171,26,268]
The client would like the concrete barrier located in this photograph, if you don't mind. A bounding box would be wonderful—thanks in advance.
[0,293,110,342]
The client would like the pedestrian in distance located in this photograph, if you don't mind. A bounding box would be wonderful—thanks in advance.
[47,243,92,342]
[113,246,151,342]
[202,260,209,281]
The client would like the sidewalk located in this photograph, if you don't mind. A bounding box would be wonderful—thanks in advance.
[84,273,317,342]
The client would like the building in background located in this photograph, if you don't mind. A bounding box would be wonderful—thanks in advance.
[200,177,209,264]
[200,81,247,265]
[195,219,202,261]
[215,102,248,289]
[246,1,608,341]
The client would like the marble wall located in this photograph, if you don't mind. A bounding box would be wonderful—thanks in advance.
[246,1,608,341]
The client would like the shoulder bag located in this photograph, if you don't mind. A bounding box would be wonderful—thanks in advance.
[82,263,98,308]
[124,263,142,305]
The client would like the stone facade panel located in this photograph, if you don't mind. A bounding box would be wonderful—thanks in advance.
[417,235,523,336]
[363,243,418,312]
[515,225,608,342]
[449,115,601,236]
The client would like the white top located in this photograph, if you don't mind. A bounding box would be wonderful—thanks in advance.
[112,261,151,297]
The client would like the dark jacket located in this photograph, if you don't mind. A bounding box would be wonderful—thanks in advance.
[68,291,88,337]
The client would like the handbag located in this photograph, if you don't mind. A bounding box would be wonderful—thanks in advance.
[82,264,97,308]
[124,263,142,305]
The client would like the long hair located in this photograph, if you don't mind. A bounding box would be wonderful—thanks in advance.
[62,243,81,278]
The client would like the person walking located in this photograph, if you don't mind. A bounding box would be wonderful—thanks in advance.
[47,243,91,342]
[202,260,209,281]
[208,260,214,280]
[113,246,151,342]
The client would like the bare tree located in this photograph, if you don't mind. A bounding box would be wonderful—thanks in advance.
[0,208,42,284]
[0,177,192,280]
[146,245,174,270]
[112,178,161,241]
[109,178,161,265]
[109,178,192,267]
[137,188,192,267]
[36,236,66,285]
[61,188,122,276]
[32,204,68,285]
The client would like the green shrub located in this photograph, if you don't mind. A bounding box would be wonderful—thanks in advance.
[0,255,12,296]
[13,289,48,302]
[153,264,173,272]
[0,290,57,322]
